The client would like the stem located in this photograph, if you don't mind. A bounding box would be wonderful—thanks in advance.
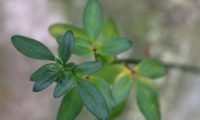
[113,58,200,73]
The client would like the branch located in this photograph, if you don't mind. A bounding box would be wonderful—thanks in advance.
[113,59,200,74]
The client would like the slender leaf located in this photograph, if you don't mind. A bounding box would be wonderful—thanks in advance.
[90,77,116,110]
[32,72,56,92]
[58,30,74,63]
[112,73,133,105]
[49,23,88,40]
[102,18,119,40]
[73,38,93,56]
[74,61,103,75]
[99,37,132,56]
[11,35,55,61]
[136,78,161,120]
[57,88,83,120]
[30,63,57,82]
[136,59,166,79]
[83,0,103,39]
[76,78,109,120]
[54,72,74,98]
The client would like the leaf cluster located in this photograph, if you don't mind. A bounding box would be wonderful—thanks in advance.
[11,0,167,120]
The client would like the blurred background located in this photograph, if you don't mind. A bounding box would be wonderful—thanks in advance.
[0,0,200,120]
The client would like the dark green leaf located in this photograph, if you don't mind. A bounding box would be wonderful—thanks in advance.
[66,62,76,70]
[74,61,103,75]
[54,72,75,98]
[76,78,109,120]
[99,37,132,56]
[136,59,166,79]
[112,73,133,105]
[58,30,74,63]
[136,78,161,120]
[57,88,83,120]
[11,35,55,61]
[90,77,116,110]
[49,23,88,40]
[30,63,57,82]
[83,0,103,39]
[73,38,93,56]
[32,72,56,92]
[102,18,119,40]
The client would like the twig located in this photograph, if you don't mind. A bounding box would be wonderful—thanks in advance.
[113,59,200,74]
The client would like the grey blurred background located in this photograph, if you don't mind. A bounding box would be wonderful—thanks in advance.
[0,0,200,120]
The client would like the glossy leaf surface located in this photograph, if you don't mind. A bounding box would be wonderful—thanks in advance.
[90,77,116,110]
[54,72,74,98]
[76,78,109,120]
[58,30,74,63]
[11,35,55,61]
[30,63,57,82]
[74,61,103,75]
[57,88,83,120]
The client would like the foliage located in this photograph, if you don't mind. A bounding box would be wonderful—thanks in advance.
[11,0,167,120]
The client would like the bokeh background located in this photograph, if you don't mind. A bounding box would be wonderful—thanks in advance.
[1,0,200,120]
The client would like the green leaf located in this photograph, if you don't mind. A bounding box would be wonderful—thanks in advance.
[73,38,93,56]
[110,101,126,119]
[76,78,109,120]
[136,78,161,120]
[30,63,57,82]
[136,59,166,79]
[49,23,88,40]
[102,18,119,40]
[58,30,74,64]
[99,37,132,56]
[54,72,74,98]
[83,0,103,39]
[92,64,125,83]
[66,62,76,70]
[90,77,116,110]
[32,72,56,92]
[112,73,133,105]
[11,35,55,61]
[57,88,83,120]
[74,61,103,75]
